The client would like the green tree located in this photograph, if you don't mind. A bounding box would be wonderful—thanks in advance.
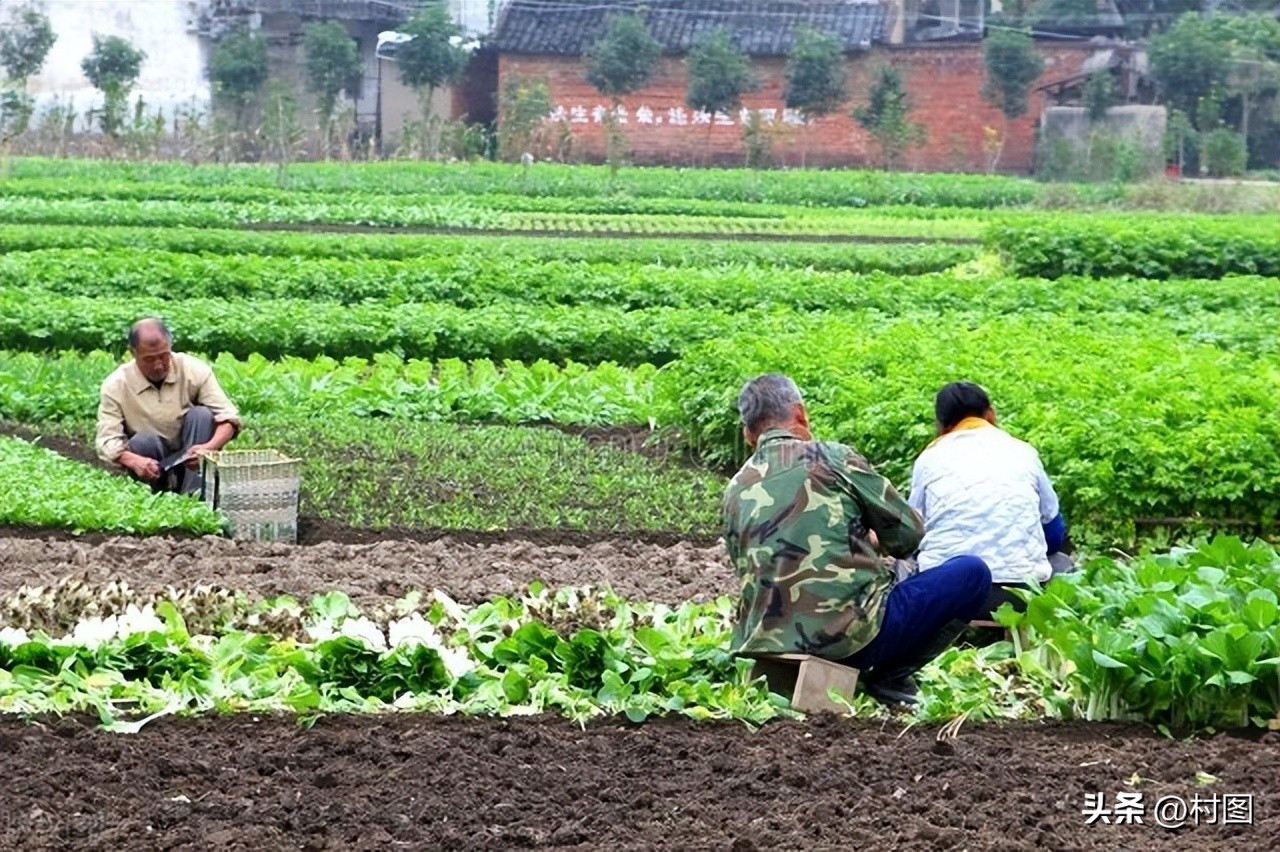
[685,29,756,165]
[784,28,847,122]
[1201,126,1247,176]
[302,20,360,158]
[209,30,268,139]
[395,2,471,159]
[1150,10,1280,165]
[497,75,553,160]
[784,28,847,167]
[0,2,56,151]
[852,65,926,169]
[586,13,661,100]
[685,29,755,116]
[81,34,146,139]
[981,30,1043,171]
[1083,72,1114,123]
[585,13,661,177]
[1149,13,1231,128]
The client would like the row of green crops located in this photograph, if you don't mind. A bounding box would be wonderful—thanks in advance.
[4,328,1277,546]
[0,248,987,310]
[989,221,1280,280]
[4,414,721,537]
[0,225,974,273]
[3,537,1274,733]
[0,437,224,535]
[4,192,1275,241]
[658,317,1280,545]
[3,157,1049,208]
[4,273,1276,367]
[6,250,1277,327]
[0,350,660,426]
[0,586,789,727]
[1000,536,1280,733]
[0,289,787,365]
[0,196,994,239]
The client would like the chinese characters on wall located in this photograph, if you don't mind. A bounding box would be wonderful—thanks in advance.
[549,104,810,128]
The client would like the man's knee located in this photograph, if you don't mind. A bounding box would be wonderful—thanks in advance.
[941,555,993,613]
[127,431,166,460]
[184,406,214,429]
[182,406,215,444]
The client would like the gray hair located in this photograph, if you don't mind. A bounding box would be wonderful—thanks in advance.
[736,373,803,432]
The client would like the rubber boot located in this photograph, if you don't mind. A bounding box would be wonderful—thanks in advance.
[861,618,971,707]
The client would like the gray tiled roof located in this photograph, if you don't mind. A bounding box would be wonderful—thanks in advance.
[492,0,887,56]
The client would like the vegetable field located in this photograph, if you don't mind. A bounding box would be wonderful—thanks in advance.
[0,159,1276,849]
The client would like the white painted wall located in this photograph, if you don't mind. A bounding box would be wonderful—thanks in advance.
[450,0,493,36]
[24,0,211,126]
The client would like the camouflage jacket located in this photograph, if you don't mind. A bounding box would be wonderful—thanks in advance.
[722,428,924,660]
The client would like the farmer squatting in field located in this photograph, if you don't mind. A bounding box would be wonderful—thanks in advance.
[722,373,991,708]
[909,381,1076,620]
[95,318,241,495]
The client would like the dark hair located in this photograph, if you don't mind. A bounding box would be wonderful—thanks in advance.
[128,317,172,350]
[934,381,991,430]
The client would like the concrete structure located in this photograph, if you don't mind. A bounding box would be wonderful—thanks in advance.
[1039,104,1167,178]
[25,1,211,127]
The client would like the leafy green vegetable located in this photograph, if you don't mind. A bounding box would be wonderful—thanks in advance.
[0,437,224,535]
[999,536,1280,732]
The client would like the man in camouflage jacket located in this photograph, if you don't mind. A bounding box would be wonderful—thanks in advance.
[723,374,991,706]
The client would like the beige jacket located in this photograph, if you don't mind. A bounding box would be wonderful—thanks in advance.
[95,353,242,465]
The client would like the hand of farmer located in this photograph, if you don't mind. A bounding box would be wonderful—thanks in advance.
[184,444,212,471]
[121,451,160,481]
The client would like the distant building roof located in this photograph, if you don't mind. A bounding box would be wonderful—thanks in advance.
[196,0,426,34]
[1030,0,1126,40]
[492,0,887,56]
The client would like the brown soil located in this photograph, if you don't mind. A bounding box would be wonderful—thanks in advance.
[2,429,1275,851]
[0,533,732,608]
[0,420,104,469]
[0,713,1273,851]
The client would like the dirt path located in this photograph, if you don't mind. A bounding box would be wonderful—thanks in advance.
[0,713,1273,850]
[0,534,733,609]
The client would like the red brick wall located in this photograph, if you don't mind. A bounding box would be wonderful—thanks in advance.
[499,44,1090,173]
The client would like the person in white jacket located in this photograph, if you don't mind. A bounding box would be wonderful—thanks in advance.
[908,381,1073,618]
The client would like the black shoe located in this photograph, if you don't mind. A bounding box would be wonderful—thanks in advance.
[861,671,920,707]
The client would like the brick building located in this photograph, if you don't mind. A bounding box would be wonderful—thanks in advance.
[491,0,1098,172]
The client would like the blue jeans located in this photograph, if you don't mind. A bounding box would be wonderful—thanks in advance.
[842,555,991,672]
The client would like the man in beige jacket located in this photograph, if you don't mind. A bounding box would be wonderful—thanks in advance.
[95,318,242,494]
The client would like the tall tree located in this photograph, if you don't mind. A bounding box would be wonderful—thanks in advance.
[302,20,360,158]
[852,65,926,169]
[1148,12,1232,128]
[396,2,471,159]
[81,34,146,139]
[784,28,847,122]
[0,2,56,152]
[586,13,661,177]
[685,29,756,164]
[784,28,847,167]
[209,30,268,136]
[981,29,1043,171]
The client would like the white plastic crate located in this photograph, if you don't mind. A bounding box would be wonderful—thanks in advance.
[200,449,301,543]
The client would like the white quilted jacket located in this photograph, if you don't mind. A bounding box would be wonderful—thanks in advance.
[908,425,1060,585]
